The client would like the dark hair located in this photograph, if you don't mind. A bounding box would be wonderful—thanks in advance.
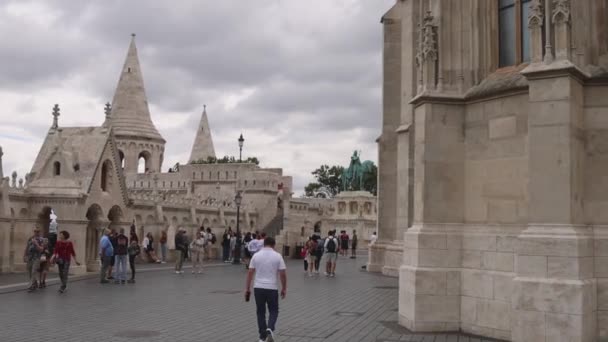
[260,232,267,238]
[264,237,276,247]
[59,230,70,239]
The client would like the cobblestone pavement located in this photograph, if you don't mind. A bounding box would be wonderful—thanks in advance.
[0,255,504,342]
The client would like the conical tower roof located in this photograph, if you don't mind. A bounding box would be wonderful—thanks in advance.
[189,105,216,163]
[109,35,164,142]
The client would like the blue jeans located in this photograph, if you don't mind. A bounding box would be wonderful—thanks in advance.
[160,243,167,262]
[115,255,128,281]
[254,288,279,340]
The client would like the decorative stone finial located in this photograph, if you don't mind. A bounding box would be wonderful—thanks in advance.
[52,104,60,129]
[11,171,17,187]
[131,33,136,38]
[104,102,112,119]
[18,178,23,188]
[552,0,571,24]
[528,0,544,28]
[203,104,206,112]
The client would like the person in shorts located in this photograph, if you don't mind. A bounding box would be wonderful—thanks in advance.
[324,230,339,277]
[305,236,318,277]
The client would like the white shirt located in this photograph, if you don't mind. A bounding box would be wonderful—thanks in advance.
[249,247,286,290]
[248,239,264,254]
[324,236,338,253]
[370,234,377,245]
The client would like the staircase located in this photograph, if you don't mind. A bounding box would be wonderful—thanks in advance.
[262,208,284,238]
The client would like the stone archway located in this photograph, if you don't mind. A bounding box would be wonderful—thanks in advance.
[85,204,104,271]
[107,205,124,232]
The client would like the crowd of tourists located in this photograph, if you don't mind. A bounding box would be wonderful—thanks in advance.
[300,229,364,277]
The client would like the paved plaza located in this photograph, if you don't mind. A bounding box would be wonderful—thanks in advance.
[0,255,504,342]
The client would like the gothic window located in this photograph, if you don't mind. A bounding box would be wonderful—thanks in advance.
[53,161,61,176]
[101,160,113,192]
[499,0,532,67]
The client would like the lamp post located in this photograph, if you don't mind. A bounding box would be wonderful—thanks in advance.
[232,191,243,265]
[238,133,244,163]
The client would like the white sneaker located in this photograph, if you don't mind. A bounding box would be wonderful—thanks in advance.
[198,270,203,274]
[175,271,180,274]
[266,329,275,342]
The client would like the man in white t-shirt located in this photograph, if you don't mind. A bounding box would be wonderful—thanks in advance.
[245,236,287,342]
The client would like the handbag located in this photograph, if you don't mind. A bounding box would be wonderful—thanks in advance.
[40,254,47,262]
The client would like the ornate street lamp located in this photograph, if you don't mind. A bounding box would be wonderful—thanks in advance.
[238,133,244,163]
[232,190,243,265]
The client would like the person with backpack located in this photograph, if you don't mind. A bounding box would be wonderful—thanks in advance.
[114,228,129,284]
[127,235,140,284]
[159,230,168,263]
[51,230,81,293]
[324,230,339,277]
[222,229,231,262]
[305,236,318,277]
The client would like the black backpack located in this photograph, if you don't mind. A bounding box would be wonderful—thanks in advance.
[326,237,337,253]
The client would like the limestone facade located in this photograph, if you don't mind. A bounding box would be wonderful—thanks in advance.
[373,1,608,341]
[276,191,377,254]
[0,36,291,276]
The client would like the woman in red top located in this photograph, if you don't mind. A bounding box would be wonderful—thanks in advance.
[51,230,81,293]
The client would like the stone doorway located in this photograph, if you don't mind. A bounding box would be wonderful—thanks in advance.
[36,206,52,237]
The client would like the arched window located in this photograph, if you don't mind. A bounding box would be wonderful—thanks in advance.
[499,0,532,67]
[101,160,112,192]
[118,150,125,169]
[138,151,151,174]
[53,161,61,176]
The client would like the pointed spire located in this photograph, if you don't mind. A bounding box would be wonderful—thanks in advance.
[189,105,216,163]
[51,104,60,129]
[108,34,164,142]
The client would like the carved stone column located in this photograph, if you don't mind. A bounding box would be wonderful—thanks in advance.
[528,0,545,63]
[552,0,572,61]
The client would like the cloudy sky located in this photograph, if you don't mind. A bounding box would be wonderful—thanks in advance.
[0,0,393,195]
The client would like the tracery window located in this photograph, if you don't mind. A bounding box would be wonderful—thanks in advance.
[499,0,532,67]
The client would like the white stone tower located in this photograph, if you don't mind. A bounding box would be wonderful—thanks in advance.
[108,34,165,174]
[189,105,216,163]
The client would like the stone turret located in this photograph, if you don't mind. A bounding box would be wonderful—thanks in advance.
[189,105,216,163]
[109,34,165,174]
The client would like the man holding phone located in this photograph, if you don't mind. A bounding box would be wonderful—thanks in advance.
[245,236,287,342]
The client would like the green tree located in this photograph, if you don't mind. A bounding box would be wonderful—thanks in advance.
[304,165,344,197]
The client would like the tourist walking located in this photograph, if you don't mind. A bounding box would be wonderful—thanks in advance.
[99,228,114,284]
[305,236,318,277]
[174,228,187,274]
[107,229,118,280]
[248,232,265,256]
[339,230,349,256]
[23,228,44,292]
[324,230,339,277]
[190,231,206,273]
[114,228,129,284]
[243,232,253,269]
[222,229,231,262]
[230,232,237,262]
[38,238,51,288]
[370,231,377,246]
[350,230,358,259]
[159,230,168,263]
[142,232,161,263]
[314,236,324,273]
[245,237,287,342]
[51,230,81,293]
[127,237,140,283]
